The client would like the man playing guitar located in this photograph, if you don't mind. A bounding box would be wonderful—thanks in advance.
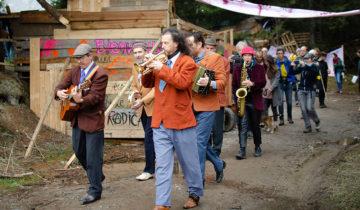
[55,43,108,205]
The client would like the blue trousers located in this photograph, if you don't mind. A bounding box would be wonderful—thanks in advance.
[195,111,224,182]
[294,83,299,102]
[211,107,224,156]
[335,71,343,91]
[153,123,203,207]
[279,82,293,117]
[140,109,155,174]
[72,122,104,198]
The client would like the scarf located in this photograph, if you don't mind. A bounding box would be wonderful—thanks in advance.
[333,57,340,65]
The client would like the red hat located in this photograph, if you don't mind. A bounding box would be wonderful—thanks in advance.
[241,46,254,56]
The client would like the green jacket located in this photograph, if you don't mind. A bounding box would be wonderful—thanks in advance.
[334,59,343,73]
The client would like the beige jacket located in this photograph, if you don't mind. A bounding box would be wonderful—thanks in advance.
[131,66,155,117]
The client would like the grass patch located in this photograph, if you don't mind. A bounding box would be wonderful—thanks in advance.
[327,75,359,93]
[0,175,42,194]
[329,145,360,209]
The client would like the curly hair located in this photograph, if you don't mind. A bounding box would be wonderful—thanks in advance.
[264,55,278,79]
[162,27,190,55]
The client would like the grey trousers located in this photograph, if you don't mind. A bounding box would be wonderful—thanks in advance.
[298,90,320,128]
[153,123,203,207]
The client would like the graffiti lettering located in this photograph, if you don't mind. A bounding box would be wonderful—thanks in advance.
[105,95,127,108]
[107,110,141,127]
[95,39,134,55]
[95,40,161,55]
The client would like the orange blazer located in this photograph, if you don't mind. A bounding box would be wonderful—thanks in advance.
[131,66,155,117]
[192,50,227,112]
[141,53,198,130]
[218,56,230,107]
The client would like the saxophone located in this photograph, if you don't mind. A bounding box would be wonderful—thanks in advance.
[235,60,248,117]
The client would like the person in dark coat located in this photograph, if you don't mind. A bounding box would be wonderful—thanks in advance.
[317,52,329,108]
[289,53,320,133]
[55,44,108,205]
[232,46,266,159]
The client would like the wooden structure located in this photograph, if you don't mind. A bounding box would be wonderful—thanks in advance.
[3,0,235,138]
[293,32,311,46]
[278,31,299,54]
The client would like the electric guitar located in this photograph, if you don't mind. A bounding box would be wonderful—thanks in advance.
[60,80,91,121]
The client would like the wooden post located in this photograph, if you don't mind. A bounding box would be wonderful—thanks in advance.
[230,29,234,46]
[24,58,70,159]
[36,0,69,26]
[176,19,181,30]
[64,153,76,169]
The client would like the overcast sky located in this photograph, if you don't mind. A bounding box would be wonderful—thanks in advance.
[4,0,49,13]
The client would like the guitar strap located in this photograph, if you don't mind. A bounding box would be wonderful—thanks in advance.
[84,64,100,81]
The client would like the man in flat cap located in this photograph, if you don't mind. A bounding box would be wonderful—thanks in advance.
[204,37,230,157]
[55,43,108,205]
[130,41,156,181]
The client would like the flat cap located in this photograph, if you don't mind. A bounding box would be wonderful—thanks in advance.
[205,37,217,46]
[304,53,314,59]
[132,41,147,51]
[73,44,92,57]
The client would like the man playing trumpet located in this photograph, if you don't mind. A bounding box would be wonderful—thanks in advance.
[130,41,156,181]
[142,28,203,209]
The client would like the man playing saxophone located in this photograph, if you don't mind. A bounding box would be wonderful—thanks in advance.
[232,46,266,159]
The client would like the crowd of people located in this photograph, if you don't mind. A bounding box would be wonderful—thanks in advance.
[55,27,357,209]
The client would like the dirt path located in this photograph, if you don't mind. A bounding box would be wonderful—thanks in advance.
[1,91,359,210]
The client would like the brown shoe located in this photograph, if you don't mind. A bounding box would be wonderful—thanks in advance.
[153,205,170,210]
[183,193,199,209]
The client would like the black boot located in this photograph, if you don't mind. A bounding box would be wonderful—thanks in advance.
[279,115,284,126]
[288,115,294,124]
[254,145,262,157]
[236,147,246,159]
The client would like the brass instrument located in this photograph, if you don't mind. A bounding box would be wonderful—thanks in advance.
[134,50,168,75]
[235,60,248,117]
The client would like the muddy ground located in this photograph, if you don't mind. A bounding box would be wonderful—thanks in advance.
[0,89,359,210]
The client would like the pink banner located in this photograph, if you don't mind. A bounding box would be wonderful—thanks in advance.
[197,0,360,18]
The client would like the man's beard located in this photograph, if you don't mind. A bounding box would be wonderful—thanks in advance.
[135,57,144,64]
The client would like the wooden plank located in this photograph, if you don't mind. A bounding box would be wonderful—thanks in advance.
[174,19,217,38]
[109,0,167,7]
[20,10,166,23]
[49,68,55,129]
[21,11,63,24]
[43,71,52,127]
[14,66,30,72]
[0,38,16,42]
[70,10,166,21]
[30,38,41,116]
[54,28,161,39]
[102,5,168,11]
[70,19,166,30]
[0,62,15,66]
[0,14,20,19]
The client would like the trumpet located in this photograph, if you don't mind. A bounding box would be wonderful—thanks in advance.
[134,51,168,75]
